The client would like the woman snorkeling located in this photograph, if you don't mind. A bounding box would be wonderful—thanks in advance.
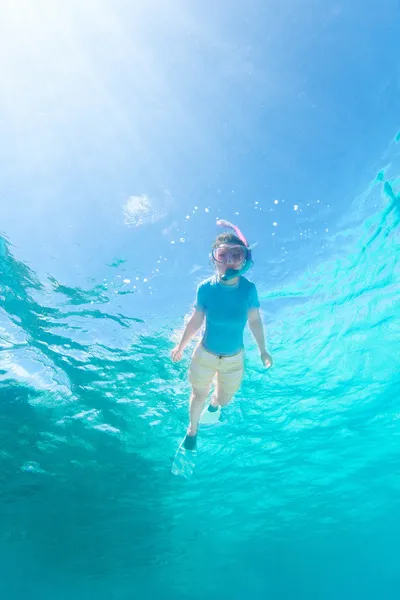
[171,219,272,451]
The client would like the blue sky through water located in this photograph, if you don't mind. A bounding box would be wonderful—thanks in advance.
[0,0,399,321]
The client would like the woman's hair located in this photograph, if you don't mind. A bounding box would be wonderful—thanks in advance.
[212,232,246,248]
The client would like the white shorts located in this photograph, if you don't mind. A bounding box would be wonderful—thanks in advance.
[189,343,244,396]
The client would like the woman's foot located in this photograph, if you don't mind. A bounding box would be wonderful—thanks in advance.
[200,402,221,425]
[209,395,219,410]
[183,432,197,451]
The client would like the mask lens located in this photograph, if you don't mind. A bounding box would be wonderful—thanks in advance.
[213,245,246,263]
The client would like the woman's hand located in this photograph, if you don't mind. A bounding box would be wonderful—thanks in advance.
[171,345,184,362]
[260,350,273,369]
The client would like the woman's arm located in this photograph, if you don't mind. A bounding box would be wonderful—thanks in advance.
[171,310,205,362]
[178,310,205,351]
[248,308,272,367]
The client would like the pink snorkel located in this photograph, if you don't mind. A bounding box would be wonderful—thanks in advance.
[216,219,249,245]
[215,219,253,280]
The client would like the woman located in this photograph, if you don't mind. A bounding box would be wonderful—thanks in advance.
[171,219,272,451]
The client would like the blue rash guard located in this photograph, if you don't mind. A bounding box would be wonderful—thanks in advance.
[194,275,260,356]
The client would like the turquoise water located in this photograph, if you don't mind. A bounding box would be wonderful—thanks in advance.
[1,166,399,598]
[1,2,400,598]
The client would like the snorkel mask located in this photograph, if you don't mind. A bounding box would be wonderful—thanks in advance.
[213,219,254,281]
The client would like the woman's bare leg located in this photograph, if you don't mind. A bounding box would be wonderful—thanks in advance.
[213,389,235,408]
